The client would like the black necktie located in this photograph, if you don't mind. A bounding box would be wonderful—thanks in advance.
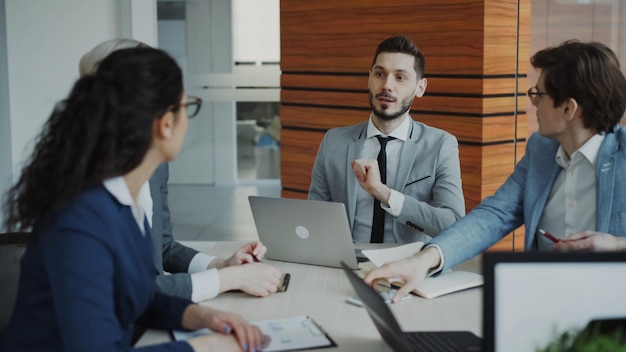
[370,136,394,243]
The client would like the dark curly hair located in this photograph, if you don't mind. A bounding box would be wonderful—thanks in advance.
[531,40,626,133]
[3,47,183,231]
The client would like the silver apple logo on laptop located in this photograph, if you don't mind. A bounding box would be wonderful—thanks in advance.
[295,225,309,239]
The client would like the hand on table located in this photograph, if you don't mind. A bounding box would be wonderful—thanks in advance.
[184,305,270,352]
[363,246,441,303]
[219,262,282,297]
[554,231,626,252]
[225,241,268,266]
[208,241,267,269]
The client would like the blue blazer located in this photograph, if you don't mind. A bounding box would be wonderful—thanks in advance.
[1,186,193,352]
[431,127,626,271]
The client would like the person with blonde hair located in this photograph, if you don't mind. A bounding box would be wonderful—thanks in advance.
[1,47,268,351]
[80,39,282,303]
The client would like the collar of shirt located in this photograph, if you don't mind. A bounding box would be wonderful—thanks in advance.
[555,133,605,169]
[366,114,410,141]
[103,176,151,235]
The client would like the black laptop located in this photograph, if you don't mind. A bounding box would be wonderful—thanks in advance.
[340,261,482,352]
[483,251,626,352]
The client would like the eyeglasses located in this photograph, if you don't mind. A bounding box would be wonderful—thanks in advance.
[183,96,202,118]
[527,87,549,105]
[171,96,203,118]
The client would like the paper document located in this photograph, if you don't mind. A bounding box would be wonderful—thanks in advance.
[172,315,335,351]
[361,242,483,299]
[361,241,424,267]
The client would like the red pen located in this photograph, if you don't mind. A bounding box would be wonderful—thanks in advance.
[538,229,560,243]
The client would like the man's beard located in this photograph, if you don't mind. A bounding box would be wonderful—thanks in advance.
[369,92,413,121]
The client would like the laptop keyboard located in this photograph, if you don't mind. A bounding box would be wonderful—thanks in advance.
[406,332,465,352]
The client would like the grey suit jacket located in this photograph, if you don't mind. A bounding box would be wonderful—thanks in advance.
[308,119,465,243]
[150,163,198,299]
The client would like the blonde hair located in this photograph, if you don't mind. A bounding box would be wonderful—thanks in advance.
[79,38,149,77]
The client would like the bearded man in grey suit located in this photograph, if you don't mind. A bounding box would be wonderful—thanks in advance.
[308,35,465,244]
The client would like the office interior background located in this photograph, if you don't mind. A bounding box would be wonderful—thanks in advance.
[1,0,625,249]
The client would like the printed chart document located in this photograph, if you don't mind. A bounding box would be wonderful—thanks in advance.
[361,242,483,299]
[172,315,336,351]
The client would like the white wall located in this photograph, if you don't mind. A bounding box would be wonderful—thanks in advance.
[0,0,10,228]
[0,0,157,229]
[232,0,280,63]
[165,0,235,185]
[5,0,124,177]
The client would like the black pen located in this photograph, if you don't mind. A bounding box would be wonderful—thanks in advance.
[278,273,291,292]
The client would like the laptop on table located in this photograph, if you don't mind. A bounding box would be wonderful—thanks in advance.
[248,196,358,269]
[340,261,482,352]
[483,251,626,352]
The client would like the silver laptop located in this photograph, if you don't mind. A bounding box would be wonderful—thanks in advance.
[341,261,482,352]
[248,196,358,269]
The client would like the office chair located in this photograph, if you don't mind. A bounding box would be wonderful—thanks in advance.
[0,232,31,339]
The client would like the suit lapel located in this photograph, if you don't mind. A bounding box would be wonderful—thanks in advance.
[519,137,560,248]
[527,162,561,247]
[395,121,418,190]
[596,134,618,233]
[346,124,367,226]
[148,176,164,273]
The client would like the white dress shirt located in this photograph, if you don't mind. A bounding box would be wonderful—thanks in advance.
[536,134,604,250]
[104,177,150,235]
[352,115,409,243]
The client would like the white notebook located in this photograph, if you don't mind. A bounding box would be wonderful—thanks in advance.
[360,242,483,299]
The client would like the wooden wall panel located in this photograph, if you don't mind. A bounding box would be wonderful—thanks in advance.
[280,129,323,195]
[283,74,522,96]
[280,106,367,131]
[484,0,525,74]
[281,0,486,74]
[283,90,520,116]
[280,0,530,252]
[415,115,517,143]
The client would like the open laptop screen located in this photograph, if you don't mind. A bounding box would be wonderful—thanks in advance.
[483,252,626,352]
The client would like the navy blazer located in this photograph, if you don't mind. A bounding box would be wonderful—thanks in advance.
[431,127,626,271]
[1,186,193,352]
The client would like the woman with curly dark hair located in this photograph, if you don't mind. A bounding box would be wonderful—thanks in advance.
[1,47,267,352]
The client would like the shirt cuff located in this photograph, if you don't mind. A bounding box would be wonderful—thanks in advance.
[190,268,220,302]
[382,189,404,217]
[423,244,445,276]
[188,253,217,274]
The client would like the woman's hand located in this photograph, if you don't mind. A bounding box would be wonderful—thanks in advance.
[182,305,269,352]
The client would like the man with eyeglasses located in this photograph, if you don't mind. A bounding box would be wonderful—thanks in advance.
[364,40,626,303]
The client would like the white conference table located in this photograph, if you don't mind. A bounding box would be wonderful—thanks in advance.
[138,241,483,351]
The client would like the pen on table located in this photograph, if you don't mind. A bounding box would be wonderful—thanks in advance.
[538,229,560,243]
[278,273,291,292]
